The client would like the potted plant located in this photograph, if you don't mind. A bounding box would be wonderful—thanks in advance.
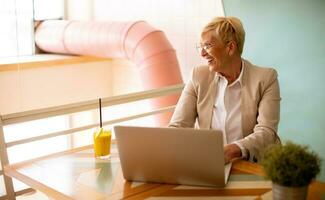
[262,141,321,200]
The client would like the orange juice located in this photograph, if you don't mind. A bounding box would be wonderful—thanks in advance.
[93,128,111,158]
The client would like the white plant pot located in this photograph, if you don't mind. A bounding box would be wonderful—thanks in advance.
[272,183,308,200]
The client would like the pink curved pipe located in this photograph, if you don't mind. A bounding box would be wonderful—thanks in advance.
[35,20,183,126]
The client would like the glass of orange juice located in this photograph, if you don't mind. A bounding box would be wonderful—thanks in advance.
[93,128,112,159]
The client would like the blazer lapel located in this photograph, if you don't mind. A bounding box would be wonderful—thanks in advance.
[205,75,219,129]
[241,60,250,137]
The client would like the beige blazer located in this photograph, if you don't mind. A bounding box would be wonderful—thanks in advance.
[169,59,281,162]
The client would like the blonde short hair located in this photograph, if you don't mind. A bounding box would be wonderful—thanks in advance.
[202,16,245,55]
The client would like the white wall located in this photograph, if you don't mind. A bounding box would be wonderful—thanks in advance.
[66,0,225,82]
[0,58,142,115]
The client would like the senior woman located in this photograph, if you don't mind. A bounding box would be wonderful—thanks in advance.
[169,16,281,163]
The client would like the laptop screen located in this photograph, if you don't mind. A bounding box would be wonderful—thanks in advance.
[114,126,230,187]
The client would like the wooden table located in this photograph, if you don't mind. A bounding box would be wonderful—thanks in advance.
[4,144,325,200]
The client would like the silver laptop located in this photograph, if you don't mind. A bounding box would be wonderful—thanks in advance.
[114,126,232,187]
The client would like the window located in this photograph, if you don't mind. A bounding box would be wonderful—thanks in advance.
[0,0,34,58]
[0,0,64,58]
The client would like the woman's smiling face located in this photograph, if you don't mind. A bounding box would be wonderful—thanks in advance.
[199,31,230,73]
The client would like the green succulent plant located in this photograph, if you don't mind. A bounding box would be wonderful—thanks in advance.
[262,141,321,187]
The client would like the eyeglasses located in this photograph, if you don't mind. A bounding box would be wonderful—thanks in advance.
[196,43,215,53]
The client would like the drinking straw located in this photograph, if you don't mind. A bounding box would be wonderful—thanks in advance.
[99,98,102,128]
